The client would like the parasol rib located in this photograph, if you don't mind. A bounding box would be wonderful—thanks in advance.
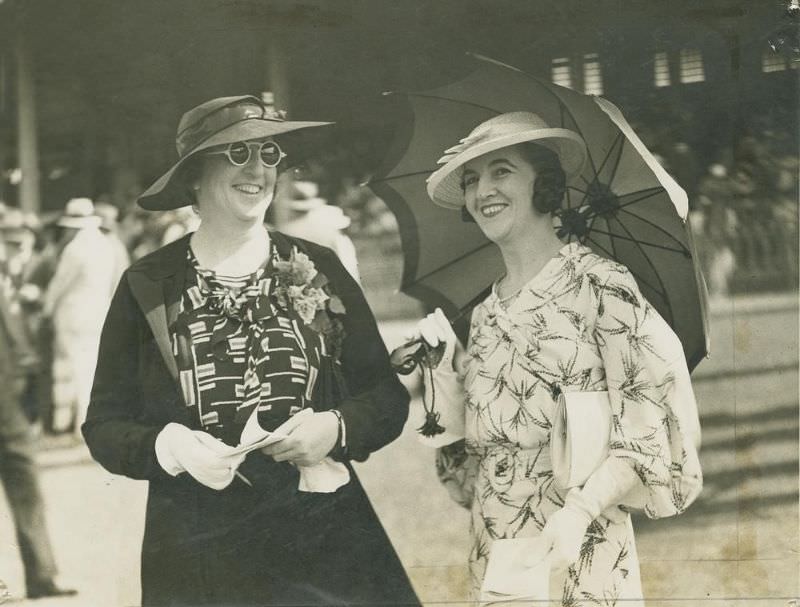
[369,169,443,185]
[587,228,690,255]
[608,214,676,324]
[409,239,495,285]
[595,131,627,184]
[616,187,665,210]
[617,207,691,253]
[405,92,502,116]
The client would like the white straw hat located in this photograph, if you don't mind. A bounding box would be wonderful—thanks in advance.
[426,112,587,209]
[57,198,102,229]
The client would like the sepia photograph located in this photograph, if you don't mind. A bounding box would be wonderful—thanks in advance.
[0,1,797,605]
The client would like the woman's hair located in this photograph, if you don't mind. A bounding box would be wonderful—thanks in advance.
[460,142,566,222]
[520,142,566,214]
[176,155,204,207]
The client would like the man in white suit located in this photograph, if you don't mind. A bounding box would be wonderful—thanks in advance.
[44,198,116,434]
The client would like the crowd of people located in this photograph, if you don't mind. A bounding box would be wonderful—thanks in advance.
[0,184,360,439]
[651,134,798,298]
[0,198,126,435]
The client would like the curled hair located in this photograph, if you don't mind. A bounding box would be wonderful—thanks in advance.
[518,142,566,215]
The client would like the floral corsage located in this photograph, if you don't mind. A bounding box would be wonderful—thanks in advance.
[273,247,347,359]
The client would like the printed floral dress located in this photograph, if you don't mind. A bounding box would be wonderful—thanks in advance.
[444,242,702,605]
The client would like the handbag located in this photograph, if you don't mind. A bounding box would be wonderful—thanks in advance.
[479,537,550,604]
[550,390,612,489]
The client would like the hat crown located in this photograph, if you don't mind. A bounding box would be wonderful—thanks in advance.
[437,112,552,165]
[175,95,286,157]
[64,197,96,217]
[470,111,551,137]
[289,180,320,200]
[0,208,30,231]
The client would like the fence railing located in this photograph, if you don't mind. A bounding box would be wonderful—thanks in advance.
[727,216,798,294]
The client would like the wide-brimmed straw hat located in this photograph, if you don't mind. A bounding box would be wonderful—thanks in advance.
[57,198,102,229]
[426,111,587,209]
[138,95,332,211]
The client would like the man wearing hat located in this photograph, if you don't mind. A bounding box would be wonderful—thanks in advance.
[43,198,116,434]
[278,180,361,282]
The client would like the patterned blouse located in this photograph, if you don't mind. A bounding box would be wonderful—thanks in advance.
[170,247,324,447]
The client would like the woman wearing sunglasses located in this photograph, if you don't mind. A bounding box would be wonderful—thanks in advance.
[81,96,420,607]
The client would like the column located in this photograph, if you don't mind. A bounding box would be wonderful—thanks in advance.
[264,31,292,229]
[14,26,40,213]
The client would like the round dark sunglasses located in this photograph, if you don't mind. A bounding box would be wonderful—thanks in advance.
[205,140,286,168]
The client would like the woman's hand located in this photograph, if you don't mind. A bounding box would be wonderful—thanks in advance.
[155,424,245,490]
[261,411,338,466]
[525,490,594,573]
[412,308,465,374]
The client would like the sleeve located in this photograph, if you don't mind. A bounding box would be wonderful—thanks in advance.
[435,439,480,509]
[313,245,411,462]
[590,264,703,518]
[80,271,171,481]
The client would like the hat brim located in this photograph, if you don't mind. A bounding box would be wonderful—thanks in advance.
[57,216,102,229]
[426,128,587,209]
[288,197,328,212]
[137,119,332,211]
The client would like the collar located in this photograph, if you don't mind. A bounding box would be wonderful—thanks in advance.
[127,233,191,280]
[128,230,298,281]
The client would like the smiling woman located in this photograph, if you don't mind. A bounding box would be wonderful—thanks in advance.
[409,111,702,603]
[81,96,420,607]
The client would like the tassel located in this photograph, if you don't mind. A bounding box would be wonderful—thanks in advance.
[419,410,445,437]
[417,342,447,438]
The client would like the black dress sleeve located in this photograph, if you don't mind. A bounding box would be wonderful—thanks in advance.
[81,271,168,481]
[309,243,411,462]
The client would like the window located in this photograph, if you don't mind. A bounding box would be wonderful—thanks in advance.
[551,57,572,89]
[583,53,603,95]
[679,48,705,83]
[654,52,671,87]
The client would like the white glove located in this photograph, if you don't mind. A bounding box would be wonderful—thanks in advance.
[155,423,246,491]
[414,308,465,375]
[410,308,467,447]
[526,458,640,572]
[525,489,593,573]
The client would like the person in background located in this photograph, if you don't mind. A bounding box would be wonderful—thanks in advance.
[0,209,44,425]
[95,202,131,295]
[16,217,61,432]
[43,198,116,434]
[278,180,361,282]
[0,208,38,292]
[694,163,737,299]
[0,234,76,600]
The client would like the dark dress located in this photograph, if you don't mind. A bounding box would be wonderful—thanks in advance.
[82,232,420,607]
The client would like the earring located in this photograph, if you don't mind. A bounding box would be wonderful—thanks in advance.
[192,184,200,191]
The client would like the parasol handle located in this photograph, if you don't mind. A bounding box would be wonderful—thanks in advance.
[390,282,492,375]
[390,337,431,375]
[389,305,474,375]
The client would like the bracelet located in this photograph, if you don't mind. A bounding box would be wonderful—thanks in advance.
[330,409,347,452]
